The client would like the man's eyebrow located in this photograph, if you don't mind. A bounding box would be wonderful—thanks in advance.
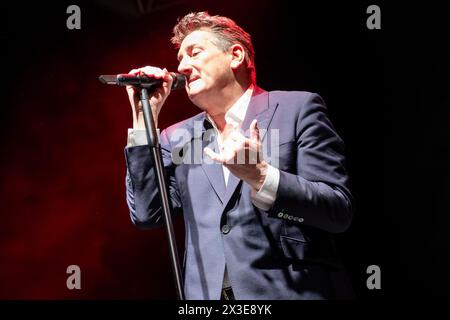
[177,44,194,61]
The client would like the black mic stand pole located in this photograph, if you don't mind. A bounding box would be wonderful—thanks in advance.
[139,86,185,300]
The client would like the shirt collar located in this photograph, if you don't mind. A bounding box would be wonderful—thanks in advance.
[206,85,254,131]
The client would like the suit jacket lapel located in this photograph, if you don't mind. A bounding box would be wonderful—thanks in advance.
[240,86,272,143]
[222,87,278,211]
[200,118,226,203]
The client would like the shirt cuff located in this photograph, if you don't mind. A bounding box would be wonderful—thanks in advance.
[251,164,280,210]
[126,128,160,147]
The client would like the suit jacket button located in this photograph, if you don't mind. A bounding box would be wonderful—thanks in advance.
[298,218,304,223]
[222,224,230,234]
[277,212,284,218]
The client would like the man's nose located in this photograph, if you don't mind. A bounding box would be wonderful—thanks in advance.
[177,57,192,75]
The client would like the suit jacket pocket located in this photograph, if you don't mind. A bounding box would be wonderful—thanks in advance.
[280,234,342,270]
[280,235,308,260]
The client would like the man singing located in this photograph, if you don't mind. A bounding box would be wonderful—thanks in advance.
[124,11,354,300]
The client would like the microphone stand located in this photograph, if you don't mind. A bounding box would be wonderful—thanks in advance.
[139,86,185,300]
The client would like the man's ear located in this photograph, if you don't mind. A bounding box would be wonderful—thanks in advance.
[229,44,246,70]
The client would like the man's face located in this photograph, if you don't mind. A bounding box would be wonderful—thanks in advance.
[177,30,234,106]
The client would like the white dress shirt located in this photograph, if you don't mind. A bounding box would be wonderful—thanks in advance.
[126,86,281,291]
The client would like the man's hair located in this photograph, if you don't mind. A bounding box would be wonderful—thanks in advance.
[171,11,256,85]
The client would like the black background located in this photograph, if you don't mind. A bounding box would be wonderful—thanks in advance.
[2,0,449,300]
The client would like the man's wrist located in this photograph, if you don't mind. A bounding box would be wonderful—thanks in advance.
[251,160,268,191]
[133,111,147,129]
[250,163,280,210]
[133,111,159,129]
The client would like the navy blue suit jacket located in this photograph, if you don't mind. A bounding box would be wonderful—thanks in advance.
[125,88,354,299]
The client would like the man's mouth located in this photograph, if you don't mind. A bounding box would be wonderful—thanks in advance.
[188,76,200,84]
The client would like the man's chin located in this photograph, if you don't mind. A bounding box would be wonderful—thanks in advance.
[187,88,202,101]
[187,90,210,110]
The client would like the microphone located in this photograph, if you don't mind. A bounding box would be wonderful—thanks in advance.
[98,72,186,90]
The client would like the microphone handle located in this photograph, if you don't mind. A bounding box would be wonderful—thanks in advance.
[99,73,185,90]
[117,74,161,86]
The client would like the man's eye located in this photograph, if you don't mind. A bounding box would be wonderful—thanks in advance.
[192,50,201,57]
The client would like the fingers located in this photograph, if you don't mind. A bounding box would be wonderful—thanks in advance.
[204,147,224,164]
[128,66,172,82]
[161,68,174,89]
[250,119,260,142]
[130,67,174,93]
[204,122,263,165]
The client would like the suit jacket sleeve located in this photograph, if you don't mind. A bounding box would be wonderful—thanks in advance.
[268,92,353,233]
[124,129,182,228]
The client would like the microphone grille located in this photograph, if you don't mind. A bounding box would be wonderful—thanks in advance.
[171,73,186,90]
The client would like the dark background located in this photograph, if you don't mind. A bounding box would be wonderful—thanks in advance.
[1,0,449,299]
